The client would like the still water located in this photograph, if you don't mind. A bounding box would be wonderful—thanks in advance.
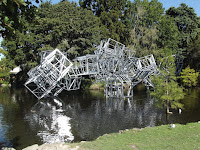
[0,85,200,149]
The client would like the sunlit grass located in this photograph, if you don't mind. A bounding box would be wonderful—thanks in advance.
[70,122,200,150]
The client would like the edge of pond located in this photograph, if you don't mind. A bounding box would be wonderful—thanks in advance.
[3,121,200,150]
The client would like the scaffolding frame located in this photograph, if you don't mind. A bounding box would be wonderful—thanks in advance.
[25,39,159,99]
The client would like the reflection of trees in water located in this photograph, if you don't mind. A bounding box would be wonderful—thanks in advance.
[0,87,40,149]
[23,88,200,143]
[0,87,199,148]
[25,98,74,143]
[65,93,166,141]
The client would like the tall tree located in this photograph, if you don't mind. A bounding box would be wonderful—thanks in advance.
[166,3,199,57]
[151,56,185,114]
[128,0,164,57]
[79,0,131,44]
[133,0,164,27]
[157,15,180,56]
[179,66,199,87]
[35,1,102,59]
[0,0,40,39]
[2,1,102,68]
[187,32,200,71]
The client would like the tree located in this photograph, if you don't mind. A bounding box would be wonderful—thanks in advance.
[166,3,199,57]
[0,0,40,39]
[151,56,185,114]
[179,66,199,87]
[79,0,130,44]
[35,1,102,59]
[0,48,15,84]
[133,0,164,27]
[1,1,102,86]
[2,1,102,66]
[128,0,164,57]
[2,20,39,66]
[187,32,200,71]
[157,15,180,55]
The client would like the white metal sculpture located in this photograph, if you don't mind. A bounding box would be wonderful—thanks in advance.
[25,38,159,99]
[25,49,73,99]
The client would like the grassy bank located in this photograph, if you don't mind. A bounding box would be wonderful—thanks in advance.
[70,122,200,150]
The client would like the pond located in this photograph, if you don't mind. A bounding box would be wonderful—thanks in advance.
[0,85,200,149]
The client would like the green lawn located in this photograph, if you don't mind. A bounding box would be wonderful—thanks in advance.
[70,122,200,150]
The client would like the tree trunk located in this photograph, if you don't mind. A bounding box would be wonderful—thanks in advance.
[166,77,172,114]
[166,100,170,114]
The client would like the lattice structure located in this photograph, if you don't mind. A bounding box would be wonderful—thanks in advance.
[25,38,159,99]
[25,49,73,99]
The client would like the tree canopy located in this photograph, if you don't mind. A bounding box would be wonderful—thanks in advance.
[151,56,185,114]
[166,3,199,56]
[2,1,102,67]
[35,1,102,59]
[79,0,131,44]
[0,0,200,87]
[0,0,40,39]
[179,66,199,87]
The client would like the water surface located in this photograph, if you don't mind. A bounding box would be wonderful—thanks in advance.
[0,85,200,149]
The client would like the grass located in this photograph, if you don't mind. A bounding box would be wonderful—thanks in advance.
[70,122,200,150]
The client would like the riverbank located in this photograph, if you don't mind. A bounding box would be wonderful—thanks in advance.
[72,122,200,150]
[4,122,200,150]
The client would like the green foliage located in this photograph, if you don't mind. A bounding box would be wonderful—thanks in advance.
[133,0,164,27]
[157,15,180,55]
[0,70,10,84]
[79,0,131,44]
[128,0,164,57]
[0,0,40,39]
[90,82,105,90]
[2,22,40,66]
[187,33,200,71]
[0,48,14,84]
[179,66,199,87]
[151,56,185,113]
[151,75,184,113]
[2,1,102,65]
[0,58,12,84]
[166,3,199,56]
[36,1,102,59]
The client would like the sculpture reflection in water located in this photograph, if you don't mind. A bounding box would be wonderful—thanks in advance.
[68,96,163,141]
[25,91,166,142]
[60,91,166,141]
[25,98,74,143]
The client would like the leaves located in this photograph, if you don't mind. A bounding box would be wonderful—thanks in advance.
[0,0,40,39]
[79,0,130,44]
[35,1,101,59]
[166,3,199,56]
[150,56,185,113]
[128,0,164,58]
[179,66,199,87]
